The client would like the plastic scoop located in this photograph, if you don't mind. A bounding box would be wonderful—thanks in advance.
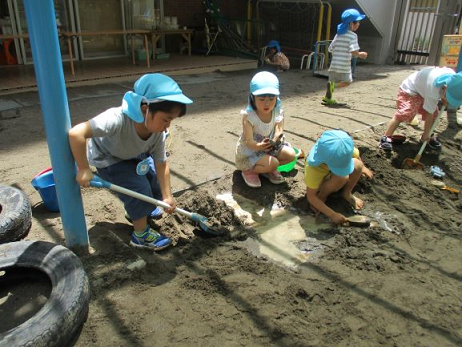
[345,215,371,227]
[402,103,445,170]
[431,180,459,194]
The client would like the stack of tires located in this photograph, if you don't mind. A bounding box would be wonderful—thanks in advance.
[0,185,90,347]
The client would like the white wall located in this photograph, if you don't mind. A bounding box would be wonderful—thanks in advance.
[356,0,399,64]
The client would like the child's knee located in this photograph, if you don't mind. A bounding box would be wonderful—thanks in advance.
[353,158,364,171]
[280,146,296,162]
[339,175,349,186]
[330,174,349,188]
[288,148,297,161]
[270,160,280,172]
[265,155,280,172]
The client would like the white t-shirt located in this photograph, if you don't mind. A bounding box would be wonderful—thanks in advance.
[400,66,455,113]
[328,31,360,74]
[87,106,166,168]
[234,106,284,170]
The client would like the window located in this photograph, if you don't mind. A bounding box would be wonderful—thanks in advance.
[410,0,438,13]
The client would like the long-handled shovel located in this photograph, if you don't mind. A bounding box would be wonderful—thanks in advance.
[402,102,445,170]
[90,175,220,235]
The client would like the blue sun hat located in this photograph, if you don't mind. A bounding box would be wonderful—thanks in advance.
[250,71,280,96]
[308,130,354,176]
[268,40,281,52]
[122,73,193,123]
[434,71,462,108]
[337,8,366,35]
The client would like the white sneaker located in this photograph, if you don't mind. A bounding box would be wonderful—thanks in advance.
[241,170,261,188]
[261,170,284,184]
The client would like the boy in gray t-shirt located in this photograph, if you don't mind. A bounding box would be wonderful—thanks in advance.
[69,73,193,251]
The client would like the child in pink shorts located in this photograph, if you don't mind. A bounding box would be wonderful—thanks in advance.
[379,67,462,151]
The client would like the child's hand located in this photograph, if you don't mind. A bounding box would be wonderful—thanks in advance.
[259,138,273,151]
[358,51,368,59]
[76,168,93,187]
[362,166,374,179]
[330,212,348,225]
[163,196,176,214]
[269,133,284,148]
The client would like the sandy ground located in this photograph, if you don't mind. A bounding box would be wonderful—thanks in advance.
[1,64,462,347]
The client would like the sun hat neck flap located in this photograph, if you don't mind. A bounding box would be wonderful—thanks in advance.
[268,40,281,52]
[337,22,349,35]
[122,73,193,123]
[250,71,280,96]
[307,130,354,176]
[435,71,462,108]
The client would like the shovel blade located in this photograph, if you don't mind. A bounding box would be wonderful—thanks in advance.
[402,158,424,170]
[190,213,222,235]
[345,215,371,227]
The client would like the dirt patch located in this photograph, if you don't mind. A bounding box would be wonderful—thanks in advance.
[76,119,462,347]
[2,65,462,346]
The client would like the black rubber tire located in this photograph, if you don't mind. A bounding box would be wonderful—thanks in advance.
[0,240,90,347]
[0,185,32,243]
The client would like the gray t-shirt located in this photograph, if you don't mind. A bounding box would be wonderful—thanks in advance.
[87,106,166,168]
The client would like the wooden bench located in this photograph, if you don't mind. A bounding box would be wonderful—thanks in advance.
[150,28,194,60]
[0,34,29,39]
[61,30,151,75]
[2,29,194,75]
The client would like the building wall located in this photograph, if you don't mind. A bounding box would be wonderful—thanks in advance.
[356,0,399,65]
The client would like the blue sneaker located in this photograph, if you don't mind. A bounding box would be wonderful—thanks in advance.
[125,207,163,223]
[149,206,163,220]
[130,228,172,251]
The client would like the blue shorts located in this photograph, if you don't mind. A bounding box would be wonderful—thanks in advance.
[97,156,162,221]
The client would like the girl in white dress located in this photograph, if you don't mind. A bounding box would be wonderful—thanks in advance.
[235,71,296,188]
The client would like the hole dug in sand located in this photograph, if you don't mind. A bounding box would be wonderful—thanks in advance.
[217,192,336,269]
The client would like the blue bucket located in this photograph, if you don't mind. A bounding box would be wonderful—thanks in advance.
[31,168,60,212]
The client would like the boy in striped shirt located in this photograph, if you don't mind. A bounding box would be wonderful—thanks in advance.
[323,9,368,106]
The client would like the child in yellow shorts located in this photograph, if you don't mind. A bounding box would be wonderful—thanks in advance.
[305,129,372,224]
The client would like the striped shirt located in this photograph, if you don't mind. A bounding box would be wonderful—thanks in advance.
[328,30,360,74]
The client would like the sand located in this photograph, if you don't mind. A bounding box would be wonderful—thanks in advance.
[1,64,462,347]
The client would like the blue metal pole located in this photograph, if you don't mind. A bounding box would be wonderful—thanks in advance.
[23,0,89,250]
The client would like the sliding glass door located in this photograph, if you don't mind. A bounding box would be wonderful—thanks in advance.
[1,0,76,65]
[74,0,126,59]
[1,0,165,65]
